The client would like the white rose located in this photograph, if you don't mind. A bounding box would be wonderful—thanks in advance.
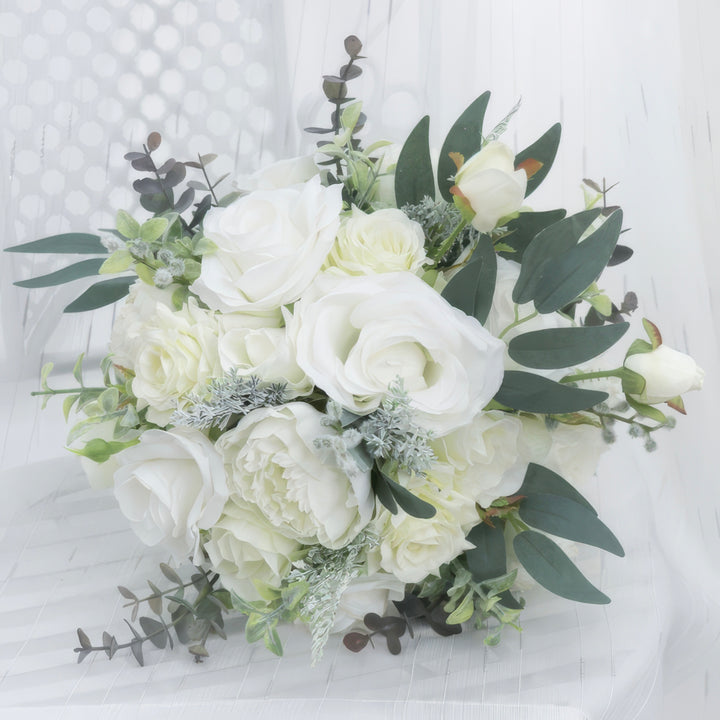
[240,154,319,191]
[205,496,301,601]
[190,177,343,312]
[455,141,527,232]
[433,410,527,507]
[217,403,373,549]
[331,572,407,633]
[109,280,175,370]
[324,207,428,276]
[131,299,221,424]
[217,313,312,398]
[543,423,607,489]
[375,469,478,583]
[290,272,505,435]
[624,344,704,404]
[113,427,228,564]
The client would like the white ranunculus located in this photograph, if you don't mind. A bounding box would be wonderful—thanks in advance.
[204,496,301,601]
[190,177,343,312]
[131,299,222,424]
[290,271,505,436]
[109,280,176,370]
[113,427,228,564]
[375,469,478,584]
[324,206,428,276]
[624,345,705,404]
[331,572,407,633]
[241,154,320,191]
[217,314,312,398]
[455,141,527,233]
[433,410,527,507]
[217,403,373,549]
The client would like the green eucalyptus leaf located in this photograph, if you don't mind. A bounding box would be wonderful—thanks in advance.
[159,563,182,586]
[395,115,435,207]
[13,258,105,288]
[372,466,398,514]
[99,387,120,414]
[5,233,107,255]
[139,617,167,648]
[446,591,475,624]
[116,210,140,239]
[441,234,497,325]
[385,475,436,519]
[64,276,134,312]
[517,463,597,514]
[99,249,133,274]
[498,209,567,262]
[519,494,624,556]
[513,530,610,604]
[494,371,608,413]
[508,322,629,369]
[437,92,491,201]
[514,123,562,197]
[465,520,507,582]
[532,210,623,313]
[513,209,601,305]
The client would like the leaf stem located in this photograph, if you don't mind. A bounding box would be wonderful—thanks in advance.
[31,387,106,396]
[498,307,539,340]
[558,369,621,384]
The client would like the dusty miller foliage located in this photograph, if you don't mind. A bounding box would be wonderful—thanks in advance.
[286,529,379,665]
[171,370,287,430]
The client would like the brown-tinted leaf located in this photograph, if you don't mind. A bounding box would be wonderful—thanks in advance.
[343,632,369,652]
[323,79,347,101]
[188,644,209,657]
[363,612,382,631]
[583,178,602,193]
[124,151,146,161]
[183,160,203,169]
[344,35,363,57]
[187,180,208,191]
[147,132,162,151]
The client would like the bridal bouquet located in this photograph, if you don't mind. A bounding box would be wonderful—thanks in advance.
[8,37,703,666]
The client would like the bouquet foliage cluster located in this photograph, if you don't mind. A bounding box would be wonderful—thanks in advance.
[8,37,704,666]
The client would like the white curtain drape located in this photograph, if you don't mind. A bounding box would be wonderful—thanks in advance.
[1,0,718,717]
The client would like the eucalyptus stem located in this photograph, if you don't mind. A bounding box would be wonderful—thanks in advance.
[32,387,106,396]
[198,154,219,206]
[498,309,539,340]
[559,369,622,384]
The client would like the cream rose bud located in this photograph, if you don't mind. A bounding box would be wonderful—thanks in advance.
[290,271,505,435]
[205,497,301,601]
[624,345,705,404]
[190,177,343,313]
[113,427,228,564]
[131,298,221,424]
[331,572,407,633]
[455,141,527,233]
[324,207,428,276]
[217,403,374,549]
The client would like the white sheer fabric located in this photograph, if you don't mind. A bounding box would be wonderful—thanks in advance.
[1,0,718,717]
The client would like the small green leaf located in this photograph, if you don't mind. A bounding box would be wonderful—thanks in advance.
[441,234,497,325]
[171,285,189,310]
[340,101,362,131]
[372,466,398,514]
[99,249,133,274]
[625,338,654,358]
[99,387,119,414]
[517,463,597,514]
[514,123,562,197]
[64,276,134,312]
[72,353,84,385]
[140,217,169,243]
[395,115,435,207]
[625,395,668,423]
[508,323,629,369]
[135,262,155,285]
[446,591,475,624]
[118,585,138,601]
[383,473,436,519]
[494,371,608,413]
[465,521,507,582]
[519,494,624,556]
[437,92,491,201]
[62,393,78,422]
[5,233,107,254]
[116,210,140,239]
[265,627,283,656]
[245,614,267,644]
[119,404,140,428]
[513,531,610,604]
[14,258,105,288]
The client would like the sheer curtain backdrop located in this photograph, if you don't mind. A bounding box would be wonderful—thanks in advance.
[1,1,718,718]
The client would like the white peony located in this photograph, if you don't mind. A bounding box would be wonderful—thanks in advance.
[131,298,221,424]
[542,422,608,489]
[455,141,527,232]
[113,427,228,564]
[624,344,704,404]
[190,176,343,312]
[217,403,373,549]
[324,206,428,276]
[204,496,301,601]
[290,271,505,436]
[331,572,407,633]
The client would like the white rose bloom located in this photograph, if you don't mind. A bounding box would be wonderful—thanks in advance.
[290,271,505,436]
[433,410,527,507]
[217,403,373,549]
[190,177,343,312]
[131,299,222,424]
[109,280,175,369]
[624,344,704,404]
[324,207,428,276]
[543,423,608,489]
[217,313,312,398]
[205,496,301,601]
[113,427,228,564]
[331,572,407,633]
[375,469,478,584]
[240,154,319,191]
[455,141,527,232]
